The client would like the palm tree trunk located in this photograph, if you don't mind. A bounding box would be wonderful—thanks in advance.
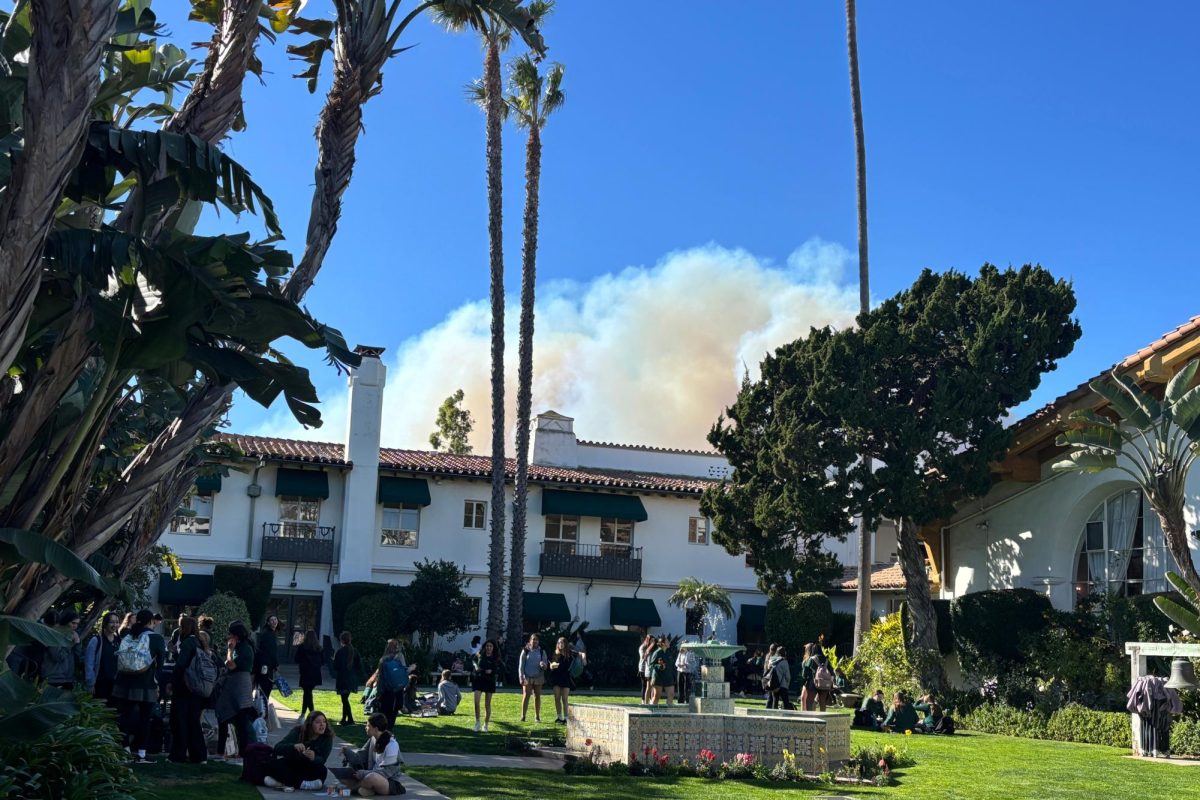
[1157,505,1200,596]
[0,0,117,376]
[846,0,874,651]
[894,517,944,692]
[506,125,542,651]
[483,32,508,644]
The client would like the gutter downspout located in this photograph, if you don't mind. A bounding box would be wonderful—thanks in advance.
[245,460,264,560]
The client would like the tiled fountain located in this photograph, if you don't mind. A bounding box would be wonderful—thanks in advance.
[567,637,850,773]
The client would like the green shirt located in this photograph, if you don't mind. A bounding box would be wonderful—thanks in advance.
[884,703,920,732]
[273,725,333,765]
[230,640,255,673]
[860,696,886,718]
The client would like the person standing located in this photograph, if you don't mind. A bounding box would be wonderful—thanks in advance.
[637,634,655,704]
[472,639,499,732]
[547,637,575,723]
[262,711,334,791]
[518,634,547,723]
[41,609,81,690]
[648,636,676,705]
[675,645,697,704]
[368,639,409,731]
[332,631,363,726]
[169,616,208,764]
[295,629,323,718]
[85,612,121,705]
[767,645,794,710]
[216,620,258,761]
[113,609,167,763]
[254,615,281,702]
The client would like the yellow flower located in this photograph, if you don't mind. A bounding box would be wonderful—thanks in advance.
[819,747,826,754]
[904,730,913,736]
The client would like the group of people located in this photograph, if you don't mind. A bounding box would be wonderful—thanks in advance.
[514,632,583,724]
[856,689,956,734]
[753,640,848,711]
[257,710,404,795]
[636,633,691,704]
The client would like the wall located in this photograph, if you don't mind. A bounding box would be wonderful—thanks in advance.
[576,442,731,480]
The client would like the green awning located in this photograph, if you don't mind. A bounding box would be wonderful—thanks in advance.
[738,604,767,629]
[610,597,661,628]
[157,573,214,606]
[522,592,571,623]
[541,489,648,522]
[195,473,222,495]
[378,476,431,506]
[275,468,329,499]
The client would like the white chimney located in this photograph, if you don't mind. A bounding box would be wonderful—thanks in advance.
[338,345,386,581]
[531,410,578,468]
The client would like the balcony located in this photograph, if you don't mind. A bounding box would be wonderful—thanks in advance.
[261,523,336,564]
[539,541,643,582]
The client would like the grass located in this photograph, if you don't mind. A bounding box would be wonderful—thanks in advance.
[137,760,258,800]
[410,730,1200,800]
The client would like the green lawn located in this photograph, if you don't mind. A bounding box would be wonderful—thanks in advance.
[410,730,1199,800]
[137,760,257,800]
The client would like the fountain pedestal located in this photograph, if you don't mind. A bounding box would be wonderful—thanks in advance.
[691,663,735,715]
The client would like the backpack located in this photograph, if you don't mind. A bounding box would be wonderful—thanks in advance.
[116,632,153,675]
[814,662,835,691]
[185,647,219,698]
[239,742,274,785]
[569,654,586,679]
[380,657,409,692]
[762,663,781,692]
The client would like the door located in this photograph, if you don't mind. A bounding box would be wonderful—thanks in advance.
[265,594,323,660]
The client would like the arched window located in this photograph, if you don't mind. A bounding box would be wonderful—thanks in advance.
[1074,489,1168,599]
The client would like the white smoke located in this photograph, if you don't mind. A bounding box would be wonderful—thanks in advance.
[250,239,860,452]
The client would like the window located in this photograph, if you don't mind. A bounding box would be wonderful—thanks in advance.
[381,503,420,547]
[685,606,705,636]
[278,496,320,538]
[688,516,709,545]
[1074,489,1168,599]
[600,518,634,557]
[464,500,487,530]
[170,495,212,535]
[544,514,579,555]
[464,597,482,626]
[745,552,757,569]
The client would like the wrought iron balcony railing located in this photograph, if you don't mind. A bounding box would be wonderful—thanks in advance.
[539,541,643,582]
[261,522,336,564]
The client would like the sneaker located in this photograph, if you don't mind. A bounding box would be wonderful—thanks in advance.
[357,788,377,797]
[482,722,489,732]
[263,777,284,789]
[474,721,481,732]
[299,779,324,790]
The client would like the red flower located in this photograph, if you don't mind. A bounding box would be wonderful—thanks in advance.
[585,739,593,747]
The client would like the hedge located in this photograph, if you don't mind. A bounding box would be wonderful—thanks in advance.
[344,592,405,667]
[951,588,1050,674]
[580,629,643,688]
[332,581,391,636]
[196,591,251,641]
[764,592,832,657]
[961,703,1132,750]
[1174,720,1200,757]
[213,565,274,626]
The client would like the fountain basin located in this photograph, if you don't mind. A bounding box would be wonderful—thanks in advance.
[680,641,745,662]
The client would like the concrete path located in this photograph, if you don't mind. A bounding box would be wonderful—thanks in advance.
[402,752,561,771]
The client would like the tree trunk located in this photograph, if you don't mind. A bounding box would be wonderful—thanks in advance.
[506,127,542,651]
[846,0,873,650]
[894,517,943,692]
[1156,503,1200,597]
[483,33,507,644]
[0,0,117,376]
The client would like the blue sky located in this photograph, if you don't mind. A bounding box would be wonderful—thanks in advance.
[156,2,1200,450]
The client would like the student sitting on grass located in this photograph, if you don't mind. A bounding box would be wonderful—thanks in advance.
[336,713,405,797]
[262,711,334,791]
[882,691,920,733]
[855,689,887,730]
[915,694,956,734]
[435,669,461,714]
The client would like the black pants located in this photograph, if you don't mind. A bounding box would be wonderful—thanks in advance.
[256,674,274,702]
[169,686,207,762]
[300,687,316,717]
[676,672,693,702]
[773,687,794,710]
[340,693,354,724]
[120,699,154,752]
[218,707,257,757]
[265,750,328,788]
[380,689,401,730]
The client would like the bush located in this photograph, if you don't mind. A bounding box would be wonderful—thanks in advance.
[960,704,1050,739]
[345,591,406,667]
[196,591,251,640]
[0,691,138,800]
[765,592,832,657]
[1174,719,1200,756]
[952,589,1050,677]
[331,581,392,636]
[580,629,643,688]
[1045,703,1131,749]
[849,613,920,697]
[212,565,274,626]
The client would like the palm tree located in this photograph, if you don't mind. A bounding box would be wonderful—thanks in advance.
[504,54,565,653]
[668,577,735,639]
[845,0,873,650]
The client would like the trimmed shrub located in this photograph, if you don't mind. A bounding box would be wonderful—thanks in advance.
[848,612,920,697]
[196,591,251,640]
[1174,719,1200,757]
[960,704,1050,740]
[951,588,1050,677]
[1045,703,1131,749]
[345,591,405,667]
[580,629,643,688]
[332,581,391,636]
[213,565,274,626]
[764,592,832,657]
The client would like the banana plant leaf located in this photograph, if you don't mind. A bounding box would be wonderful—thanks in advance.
[1165,361,1200,406]
[1089,378,1153,429]
[0,675,78,741]
[1154,596,1200,636]
[0,615,71,648]
[0,528,121,597]
[1050,452,1117,474]
[1166,570,1200,611]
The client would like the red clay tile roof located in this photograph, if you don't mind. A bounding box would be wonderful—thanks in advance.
[577,439,719,457]
[836,563,908,591]
[211,433,716,495]
[1011,315,1200,437]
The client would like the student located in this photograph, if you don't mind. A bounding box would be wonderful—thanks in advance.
[648,636,676,705]
[336,713,404,797]
[367,639,411,731]
[856,689,887,730]
[637,634,655,703]
[118,612,137,638]
[42,608,81,690]
[169,616,208,764]
[436,669,462,715]
[547,637,575,723]
[198,616,215,636]
[798,643,816,711]
[834,667,849,693]
[915,694,956,734]
[86,612,122,705]
[762,644,779,708]
[263,710,334,790]
[767,645,793,710]
[151,613,164,632]
[254,615,281,702]
[472,639,499,732]
[675,645,698,703]
[215,620,258,761]
[883,691,920,733]
[333,631,364,726]
[518,634,548,723]
[295,629,324,718]
[469,635,483,657]
[113,609,167,762]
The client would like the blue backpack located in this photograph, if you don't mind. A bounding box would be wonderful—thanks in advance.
[380,657,409,692]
